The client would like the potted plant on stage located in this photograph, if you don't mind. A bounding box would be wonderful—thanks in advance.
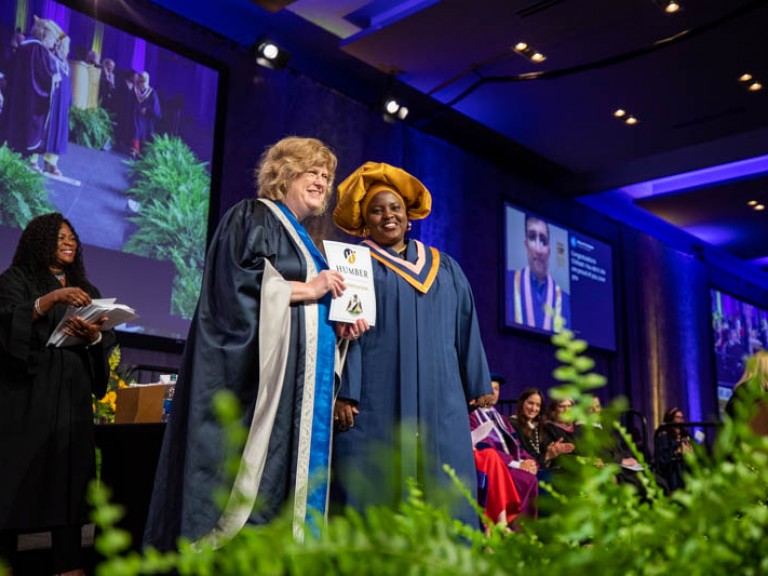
[93,344,130,424]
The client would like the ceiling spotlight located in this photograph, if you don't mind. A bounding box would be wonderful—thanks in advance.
[653,0,682,14]
[738,72,764,92]
[748,200,758,206]
[755,204,766,211]
[382,97,409,122]
[385,99,400,115]
[255,38,290,70]
[512,42,547,64]
[613,108,638,125]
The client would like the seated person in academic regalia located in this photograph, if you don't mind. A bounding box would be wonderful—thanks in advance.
[469,373,539,519]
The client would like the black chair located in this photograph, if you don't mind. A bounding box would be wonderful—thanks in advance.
[618,408,652,464]
[495,399,517,418]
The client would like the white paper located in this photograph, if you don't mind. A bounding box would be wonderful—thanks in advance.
[470,420,495,447]
[47,298,140,347]
[323,241,376,326]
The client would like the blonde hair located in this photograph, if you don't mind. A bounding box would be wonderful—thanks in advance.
[31,16,62,46]
[255,137,337,215]
[735,350,768,393]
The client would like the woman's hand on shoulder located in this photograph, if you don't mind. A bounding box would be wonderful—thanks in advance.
[336,318,370,341]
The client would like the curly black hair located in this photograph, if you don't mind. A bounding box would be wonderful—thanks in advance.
[11,212,92,292]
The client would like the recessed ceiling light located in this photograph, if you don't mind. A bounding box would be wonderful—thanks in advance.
[749,82,763,92]
[614,109,627,118]
[756,204,766,211]
[512,42,546,64]
[748,200,758,206]
[625,116,639,125]
[653,0,683,14]
[740,73,753,82]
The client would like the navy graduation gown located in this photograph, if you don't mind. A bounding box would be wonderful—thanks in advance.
[332,239,491,528]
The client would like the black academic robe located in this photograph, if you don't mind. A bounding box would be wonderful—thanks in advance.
[0,267,112,531]
[131,87,161,143]
[5,38,57,155]
[144,199,338,551]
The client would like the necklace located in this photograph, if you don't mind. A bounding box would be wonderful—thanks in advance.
[52,270,66,283]
[527,419,541,454]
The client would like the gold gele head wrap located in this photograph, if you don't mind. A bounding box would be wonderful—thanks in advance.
[333,161,432,237]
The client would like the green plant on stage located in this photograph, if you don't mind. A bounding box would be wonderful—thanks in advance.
[89,329,768,575]
[69,106,114,150]
[0,144,51,228]
[122,135,210,318]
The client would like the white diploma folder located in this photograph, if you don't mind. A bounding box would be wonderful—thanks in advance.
[323,241,376,326]
[47,298,139,347]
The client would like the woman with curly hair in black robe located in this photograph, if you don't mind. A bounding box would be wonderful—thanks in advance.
[0,213,115,576]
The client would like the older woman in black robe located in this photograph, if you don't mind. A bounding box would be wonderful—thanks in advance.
[144,137,366,551]
[4,17,60,167]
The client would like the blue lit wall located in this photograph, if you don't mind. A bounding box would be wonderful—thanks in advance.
[91,0,768,439]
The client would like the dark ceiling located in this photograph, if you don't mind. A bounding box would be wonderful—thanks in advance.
[150,0,768,271]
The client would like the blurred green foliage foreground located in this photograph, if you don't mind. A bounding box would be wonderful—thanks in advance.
[86,329,768,576]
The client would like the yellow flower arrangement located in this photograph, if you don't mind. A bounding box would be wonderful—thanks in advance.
[93,344,132,423]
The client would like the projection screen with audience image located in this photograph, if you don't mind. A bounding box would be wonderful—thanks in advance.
[0,0,223,345]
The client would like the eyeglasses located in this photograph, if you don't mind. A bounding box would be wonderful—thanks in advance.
[304,169,330,184]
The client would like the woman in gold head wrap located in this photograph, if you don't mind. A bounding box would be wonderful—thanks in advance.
[331,161,494,529]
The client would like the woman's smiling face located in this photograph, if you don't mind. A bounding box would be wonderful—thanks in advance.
[364,190,408,250]
[52,223,77,270]
[283,166,330,221]
[522,393,542,420]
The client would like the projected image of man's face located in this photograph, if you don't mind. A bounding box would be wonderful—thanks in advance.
[525,218,550,281]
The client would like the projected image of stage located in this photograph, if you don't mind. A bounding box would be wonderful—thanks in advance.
[0,0,222,343]
[711,288,768,415]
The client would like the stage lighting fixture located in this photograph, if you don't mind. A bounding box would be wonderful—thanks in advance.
[255,38,290,70]
[382,98,409,122]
